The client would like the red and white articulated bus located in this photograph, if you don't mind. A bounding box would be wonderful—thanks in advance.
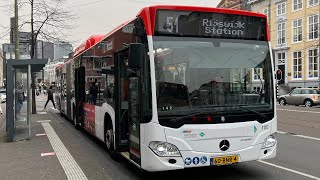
[55,5,277,172]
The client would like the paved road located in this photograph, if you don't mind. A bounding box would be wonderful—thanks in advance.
[276,104,320,138]
[30,98,320,180]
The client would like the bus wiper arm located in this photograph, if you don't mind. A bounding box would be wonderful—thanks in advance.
[171,111,207,122]
[236,105,267,120]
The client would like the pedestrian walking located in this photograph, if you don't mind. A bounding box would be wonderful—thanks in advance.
[16,85,25,114]
[44,86,56,109]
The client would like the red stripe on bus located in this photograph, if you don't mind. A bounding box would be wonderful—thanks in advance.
[130,147,141,156]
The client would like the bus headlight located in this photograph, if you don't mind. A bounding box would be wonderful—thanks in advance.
[261,133,277,149]
[149,141,181,157]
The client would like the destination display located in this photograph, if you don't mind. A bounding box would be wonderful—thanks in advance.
[155,10,267,41]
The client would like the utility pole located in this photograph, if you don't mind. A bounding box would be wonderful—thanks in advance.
[14,0,20,60]
[268,0,271,34]
[318,4,320,88]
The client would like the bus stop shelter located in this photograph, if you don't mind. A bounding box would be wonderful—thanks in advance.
[6,59,47,142]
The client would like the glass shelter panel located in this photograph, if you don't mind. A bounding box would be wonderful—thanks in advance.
[14,68,29,141]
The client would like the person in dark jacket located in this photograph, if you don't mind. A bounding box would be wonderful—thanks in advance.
[44,86,56,109]
[89,82,98,105]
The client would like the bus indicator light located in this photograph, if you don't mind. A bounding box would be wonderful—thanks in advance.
[207,116,212,122]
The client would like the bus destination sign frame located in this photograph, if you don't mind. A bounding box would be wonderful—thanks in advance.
[155,10,267,41]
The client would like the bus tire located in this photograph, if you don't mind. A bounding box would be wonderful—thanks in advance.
[73,104,80,130]
[104,114,119,160]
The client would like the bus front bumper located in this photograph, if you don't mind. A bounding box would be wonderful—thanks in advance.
[141,142,276,172]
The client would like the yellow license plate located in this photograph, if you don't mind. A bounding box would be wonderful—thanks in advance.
[210,155,239,165]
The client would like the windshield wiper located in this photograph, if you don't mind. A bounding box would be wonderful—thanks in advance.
[169,110,209,122]
[236,105,267,120]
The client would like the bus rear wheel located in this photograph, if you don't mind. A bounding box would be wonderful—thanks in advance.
[105,117,119,160]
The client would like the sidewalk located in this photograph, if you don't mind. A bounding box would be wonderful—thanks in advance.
[0,110,67,180]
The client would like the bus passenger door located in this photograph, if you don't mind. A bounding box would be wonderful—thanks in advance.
[127,44,145,165]
[115,45,143,166]
[75,67,85,127]
[128,76,141,165]
[114,49,130,153]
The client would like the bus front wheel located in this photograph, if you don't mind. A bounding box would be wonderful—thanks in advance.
[104,115,119,160]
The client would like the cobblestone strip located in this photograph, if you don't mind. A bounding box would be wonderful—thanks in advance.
[42,123,88,180]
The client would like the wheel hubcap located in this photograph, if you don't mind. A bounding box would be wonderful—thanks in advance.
[280,100,284,105]
[305,101,311,107]
[106,130,112,149]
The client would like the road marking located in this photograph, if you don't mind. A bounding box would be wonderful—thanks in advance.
[277,108,320,114]
[36,133,47,136]
[41,152,56,157]
[42,123,88,180]
[294,134,320,141]
[37,120,51,123]
[277,131,286,134]
[277,131,320,141]
[258,160,320,179]
[37,112,47,114]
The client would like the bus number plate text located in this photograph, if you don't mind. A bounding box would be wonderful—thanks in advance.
[210,155,239,165]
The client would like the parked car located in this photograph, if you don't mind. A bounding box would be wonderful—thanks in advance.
[278,88,320,107]
[0,89,6,103]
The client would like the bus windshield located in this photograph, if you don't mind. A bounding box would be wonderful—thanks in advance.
[154,36,274,126]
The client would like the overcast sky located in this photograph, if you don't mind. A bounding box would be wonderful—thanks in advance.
[0,0,220,49]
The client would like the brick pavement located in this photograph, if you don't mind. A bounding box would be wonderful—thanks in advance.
[0,111,67,180]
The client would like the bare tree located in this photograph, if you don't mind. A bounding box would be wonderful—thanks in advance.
[2,0,75,113]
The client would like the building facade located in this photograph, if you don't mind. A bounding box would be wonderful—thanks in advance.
[54,41,73,60]
[217,0,250,10]
[43,57,67,85]
[2,40,72,84]
[248,0,319,88]
[0,47,3,88]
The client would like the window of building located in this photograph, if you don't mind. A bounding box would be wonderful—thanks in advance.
[308,0,319,7]
[262,8,270,19]
[308,14,319,40]
[277,52,286,64]
[308,48,319,78]
[293,51,302,79]
[293,0,303,11]
[277,2,286,16]
[277,22,286,45]
[252,68,263,80]
[92,58,101,71]
[293,19,303,42]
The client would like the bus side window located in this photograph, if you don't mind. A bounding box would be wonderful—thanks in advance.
[102,74,115,106]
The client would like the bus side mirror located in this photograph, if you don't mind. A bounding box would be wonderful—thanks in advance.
[128,43,144,69]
